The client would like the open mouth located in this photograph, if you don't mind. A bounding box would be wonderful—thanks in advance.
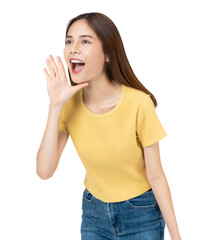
[70,59,85,74]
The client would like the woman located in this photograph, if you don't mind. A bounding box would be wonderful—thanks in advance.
[37,12,181,240]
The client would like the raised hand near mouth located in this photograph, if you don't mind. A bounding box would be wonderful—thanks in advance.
[44,55,89,108]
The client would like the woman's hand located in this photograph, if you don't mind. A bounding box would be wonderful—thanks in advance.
[44,55,88,108]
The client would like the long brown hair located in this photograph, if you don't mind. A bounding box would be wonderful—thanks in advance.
[65,12,158,107]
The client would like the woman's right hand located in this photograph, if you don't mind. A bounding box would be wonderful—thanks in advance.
[44,55,89,108]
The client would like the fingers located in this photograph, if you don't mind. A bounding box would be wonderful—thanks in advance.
[44,55,67,85]
[46,58,56,79]
[45,55,59,79]
[43,68,51,82]
[56,56,67,79]
[49,55,59,76]
[74,82,89,92]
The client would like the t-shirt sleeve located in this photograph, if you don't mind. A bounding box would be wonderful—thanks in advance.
[136,95,167,147]
[58,104,69,134]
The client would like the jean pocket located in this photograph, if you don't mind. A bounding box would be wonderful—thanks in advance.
[125,189,158,209]
[83,188,94,202]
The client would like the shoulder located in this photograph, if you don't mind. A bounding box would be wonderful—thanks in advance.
[124,85,150,106]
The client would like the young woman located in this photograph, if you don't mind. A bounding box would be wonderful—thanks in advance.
[37,12,181,240]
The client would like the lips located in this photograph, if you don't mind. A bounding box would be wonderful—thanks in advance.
[69,58,85,74]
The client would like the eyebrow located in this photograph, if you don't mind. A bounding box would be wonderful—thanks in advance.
[66,35,94,39]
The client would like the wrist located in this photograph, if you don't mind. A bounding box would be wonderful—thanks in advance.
[49,103,63,110]
[49,104,64,114]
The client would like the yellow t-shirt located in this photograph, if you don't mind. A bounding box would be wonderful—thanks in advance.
[58,84,167,203]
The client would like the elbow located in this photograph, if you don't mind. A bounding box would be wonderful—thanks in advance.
[36,169,53,180]
[36,159,54,180]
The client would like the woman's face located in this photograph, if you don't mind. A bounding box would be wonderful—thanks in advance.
[63,19,109,84]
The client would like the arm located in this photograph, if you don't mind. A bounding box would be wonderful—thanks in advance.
[37,54,88,179]
[143,142,181,240]
[36,104,69,179]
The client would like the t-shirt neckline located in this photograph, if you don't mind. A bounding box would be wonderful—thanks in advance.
[80,84,126,118]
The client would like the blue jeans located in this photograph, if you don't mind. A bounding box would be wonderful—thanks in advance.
[81,188,165,239]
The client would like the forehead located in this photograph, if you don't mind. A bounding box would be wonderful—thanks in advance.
[67,19,96,38]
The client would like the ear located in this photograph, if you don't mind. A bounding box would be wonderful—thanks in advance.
[105,55,110,62]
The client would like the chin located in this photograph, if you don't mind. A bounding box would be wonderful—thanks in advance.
[71,78,86,84]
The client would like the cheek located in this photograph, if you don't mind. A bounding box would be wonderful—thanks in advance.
[87,50,105,70]
[63,47,69,63]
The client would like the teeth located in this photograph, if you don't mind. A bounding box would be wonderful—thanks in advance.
[70,59,85,64]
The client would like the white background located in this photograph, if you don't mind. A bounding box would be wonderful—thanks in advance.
[0,0,208,239]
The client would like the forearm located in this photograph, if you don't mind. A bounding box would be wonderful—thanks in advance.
[36,104,63,179]
[148,172,181,240]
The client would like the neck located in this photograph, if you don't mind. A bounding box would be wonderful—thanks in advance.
[83,75,122,107]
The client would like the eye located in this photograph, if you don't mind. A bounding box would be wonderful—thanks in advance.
[65,39,90,45]
[65,40,72,44]
[82,40,90,44]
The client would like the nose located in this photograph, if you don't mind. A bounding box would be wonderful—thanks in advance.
[70,42,81,54]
